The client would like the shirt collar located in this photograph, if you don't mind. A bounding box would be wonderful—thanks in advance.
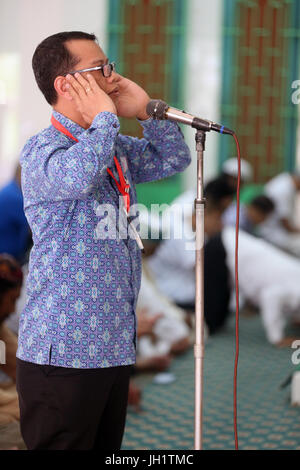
[52,110,85,141]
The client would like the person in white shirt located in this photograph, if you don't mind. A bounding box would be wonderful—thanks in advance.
[147,179,233,309]
[221,157,253,191]
[222,225,300,346]
[264,172,300,233]
[257,172,300,256]
[223,195,275,234]
[221,157,254,227]
[147,200,231,335]
[147,215,196,308]
[136,261,191,360]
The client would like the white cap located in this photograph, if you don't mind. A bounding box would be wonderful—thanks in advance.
[222,158,253,181]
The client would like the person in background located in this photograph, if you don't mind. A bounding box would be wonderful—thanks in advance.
[264,171,300,234]
[147,177,234,313]
[147,197,231,335]
[0,255,23,427]
[0,165,31,265]
[221,157,253,192]
[147,209,196,311]
[190,201,300,346]
[136,261,191,363]
[222,225,300,346]
[202,206,231,334]
[223,194,275,235]
[204,177,236,212]
[256,171,300,256]
[221,157,255,228]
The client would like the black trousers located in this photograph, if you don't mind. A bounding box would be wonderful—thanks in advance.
[16,358,132,450]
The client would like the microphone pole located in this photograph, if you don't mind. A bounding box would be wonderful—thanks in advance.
[194,129,205,450]
[146,100,234,451]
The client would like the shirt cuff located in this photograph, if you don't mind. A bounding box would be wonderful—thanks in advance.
[91,111,120,131]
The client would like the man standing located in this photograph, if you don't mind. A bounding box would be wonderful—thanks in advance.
[16,31,191,450]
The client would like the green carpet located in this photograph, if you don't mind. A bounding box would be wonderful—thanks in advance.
[122,313,300,450]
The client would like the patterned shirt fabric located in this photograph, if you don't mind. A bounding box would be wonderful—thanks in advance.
[16,110,191,369]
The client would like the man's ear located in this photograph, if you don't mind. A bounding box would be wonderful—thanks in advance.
[54,76,72,101]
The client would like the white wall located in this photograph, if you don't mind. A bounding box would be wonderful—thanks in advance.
[0,0,224,189]
[0,0,108,186]
[1,0,299,191]
[181,0,223,191]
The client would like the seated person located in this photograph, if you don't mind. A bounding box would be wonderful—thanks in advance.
[197,201,300,345]
[147,199,231,336]
[147,211,196,311]
[221,157,253,192]
[136,261,191,368]
[0,255,23,432]
[204,177,236,213]
[223,195,275,235]
[257,171,300,256]
[222,225,300,346]
[203,213,231,334]
[147,177,234,310]
[264,171,300,234]
[0,165,32,265]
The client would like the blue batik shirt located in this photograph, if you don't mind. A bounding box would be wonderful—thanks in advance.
[16,110,191,368]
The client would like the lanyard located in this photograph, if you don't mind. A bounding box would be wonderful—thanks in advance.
[50,115,130,213]
[50,115,145,252]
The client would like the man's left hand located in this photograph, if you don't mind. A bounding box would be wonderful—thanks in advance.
[110,75,150,120]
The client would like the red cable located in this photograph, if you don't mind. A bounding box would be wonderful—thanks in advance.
[233,133,241,450]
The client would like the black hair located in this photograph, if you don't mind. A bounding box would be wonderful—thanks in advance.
[249,195,275,214]
[204,177,236,209]
[32,31,97,105]
[0,255,23,299]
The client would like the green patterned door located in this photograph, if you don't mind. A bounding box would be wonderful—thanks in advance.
[220,0,300,182]
[107,0,187,207]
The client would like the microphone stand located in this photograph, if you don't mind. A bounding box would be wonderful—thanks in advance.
[194,129,206,450]
[145,99,234,450]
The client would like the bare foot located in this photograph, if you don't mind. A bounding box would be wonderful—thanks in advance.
[184,314,194,330]
[275,337,299,348]
[136,354,172,372]
[170,337,191,355]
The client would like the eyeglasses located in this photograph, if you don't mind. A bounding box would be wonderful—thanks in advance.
[66,62,116,78]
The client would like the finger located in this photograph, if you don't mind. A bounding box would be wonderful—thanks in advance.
[112,73,123,81]
[65,82,78,101]
[114,74,126,87]
[66,74,86,98]
[86,73,101,92]
[74,72,93,94]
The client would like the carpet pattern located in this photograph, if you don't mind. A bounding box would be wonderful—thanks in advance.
[122,313,300,450]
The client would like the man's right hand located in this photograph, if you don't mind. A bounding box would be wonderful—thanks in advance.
[66,73,117,126]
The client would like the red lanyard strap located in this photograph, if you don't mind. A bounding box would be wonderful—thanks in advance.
[106,162,130,213]
[51,115,79,143]
[51,115,130,212]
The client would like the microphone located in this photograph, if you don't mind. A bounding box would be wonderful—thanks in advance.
[146,99,234,135]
